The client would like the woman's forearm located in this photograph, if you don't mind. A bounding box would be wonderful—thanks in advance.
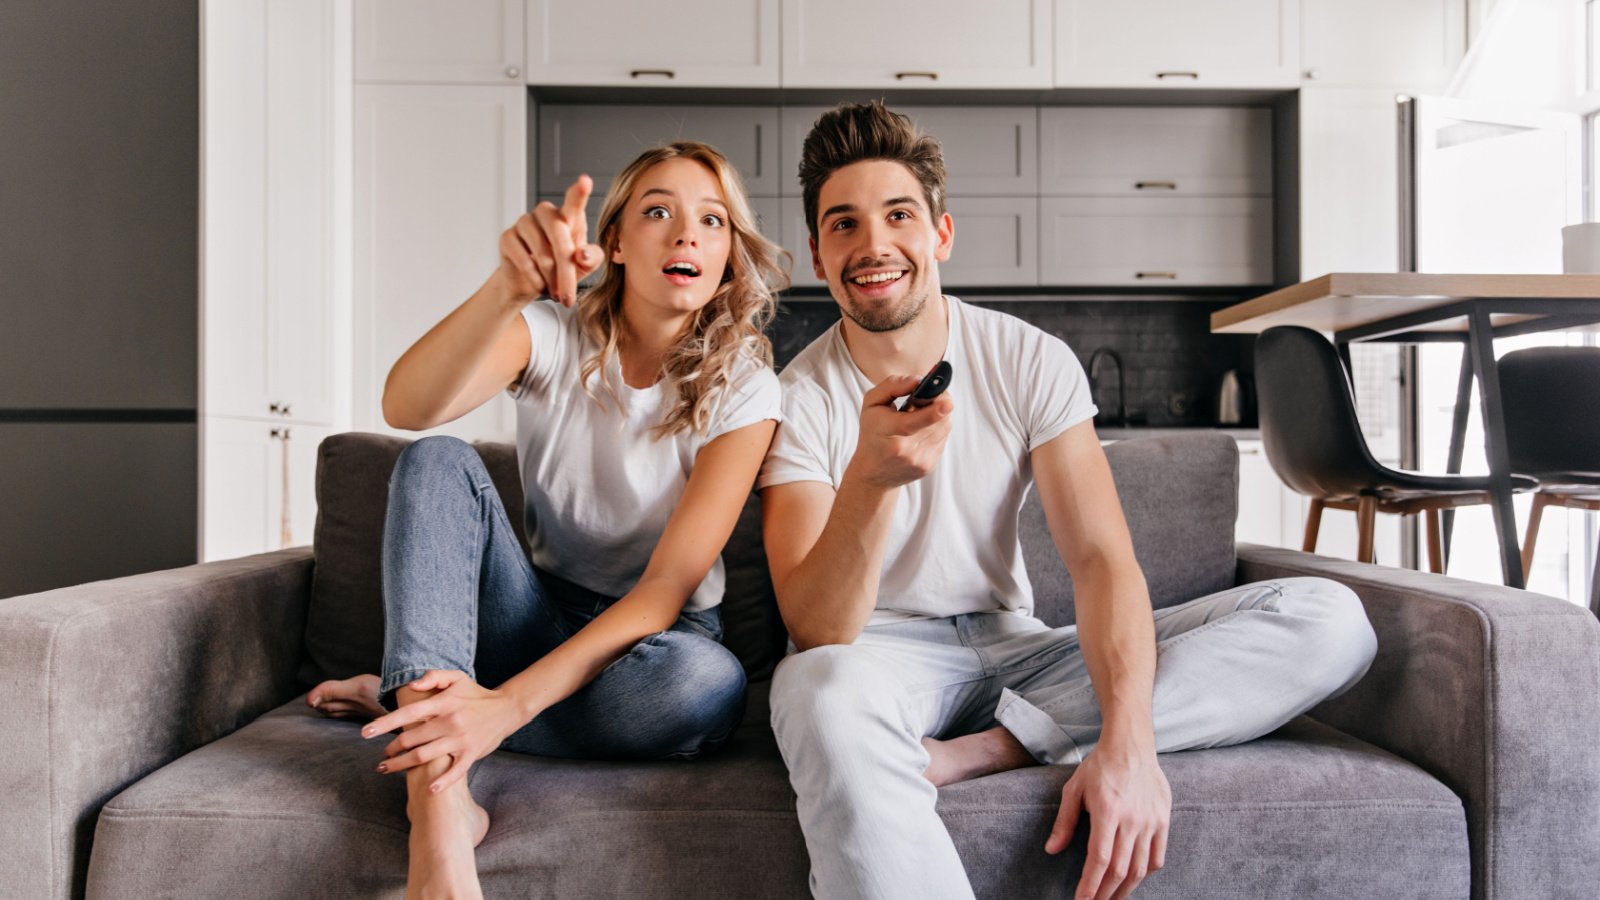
[382,272,527,430]
[497,580,685,723]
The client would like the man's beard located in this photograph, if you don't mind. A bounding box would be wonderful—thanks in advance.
[837,276,928,334]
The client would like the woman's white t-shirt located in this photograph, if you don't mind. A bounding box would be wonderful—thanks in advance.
[758,296,1096,624]
[508,300,782,611]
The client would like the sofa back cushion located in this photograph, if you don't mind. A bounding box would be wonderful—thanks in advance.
[302,431,1237,689]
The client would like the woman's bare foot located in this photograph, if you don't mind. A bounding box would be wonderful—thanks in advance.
[405,760,491,900]
[307,673,386,720]
[922,726,1038,787]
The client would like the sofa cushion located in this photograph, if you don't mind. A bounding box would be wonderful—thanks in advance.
[302,432,785,690]
[89,692,1466,899]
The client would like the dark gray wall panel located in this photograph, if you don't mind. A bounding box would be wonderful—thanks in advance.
[0,423,197,598]
[0,0,198,410]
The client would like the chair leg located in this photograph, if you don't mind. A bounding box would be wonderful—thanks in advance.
[1303,499,1325,554]
[1425,509,1444,574]
[1521,493,1548,579]
[1356,496,1378,564]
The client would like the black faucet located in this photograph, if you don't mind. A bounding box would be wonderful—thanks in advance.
[1087,346,1129,427]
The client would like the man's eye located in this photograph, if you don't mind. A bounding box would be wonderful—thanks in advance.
[889,210,911,221]
[830,218,854,231]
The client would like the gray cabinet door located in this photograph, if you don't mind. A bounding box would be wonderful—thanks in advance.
[1039,197,1272,286]
[779,197,825,289]
[537,105,781,197]
[942,197,1038,287]
[780,106,1038,196]
[1039,107,1271,196]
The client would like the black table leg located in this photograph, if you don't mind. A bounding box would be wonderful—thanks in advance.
[1441,342,1475,567]
[1466,308,1524,589]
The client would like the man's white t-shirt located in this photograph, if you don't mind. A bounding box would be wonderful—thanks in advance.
[758,295,1096,624]
[509,299,782,611]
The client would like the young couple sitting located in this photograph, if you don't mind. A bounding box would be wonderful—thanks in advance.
[309,102,1377,900]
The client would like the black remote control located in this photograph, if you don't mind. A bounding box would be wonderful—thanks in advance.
[903,360,952,411]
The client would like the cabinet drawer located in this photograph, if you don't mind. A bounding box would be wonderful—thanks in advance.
[1040,107,1271,196]
[782,0,1052,88]
[782,106,1038,196]
[1039,197,1272,286]
[524,0,779,87]
[538,106,781,197]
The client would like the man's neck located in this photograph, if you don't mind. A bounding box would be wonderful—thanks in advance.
[840,293,950,385]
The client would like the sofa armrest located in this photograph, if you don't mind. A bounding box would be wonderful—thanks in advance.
[1236,543,1600,900]
[1,548,312,900]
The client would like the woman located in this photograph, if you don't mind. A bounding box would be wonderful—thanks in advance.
[308,141,788,899]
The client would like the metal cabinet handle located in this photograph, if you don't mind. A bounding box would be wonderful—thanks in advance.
[505,66,520,79]
[1135,180,1177,190]
[1304,68,1320,80]
[269,427,292,440]
[894,71,939,81]
[268,402,293,416]
[1136,271,1178,280]
[1156,71,1199,80]
[630,69,675,79]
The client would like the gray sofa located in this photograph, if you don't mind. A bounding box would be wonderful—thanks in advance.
[6,431,1598,899]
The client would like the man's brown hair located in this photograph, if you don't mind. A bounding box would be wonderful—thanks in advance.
[798,101,948,243]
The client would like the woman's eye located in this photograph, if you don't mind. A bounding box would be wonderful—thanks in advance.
[703,213,725,228]
[644,205,671,219]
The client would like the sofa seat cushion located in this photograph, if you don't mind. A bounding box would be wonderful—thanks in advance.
[90,694,1467,899]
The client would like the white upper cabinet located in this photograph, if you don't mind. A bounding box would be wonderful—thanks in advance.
[1055,0,1299,88]
[783,0,1052,88]
[1302,0,1467,89]
[203,0,335,426]
[354,84,524,442]
[525,0,779,87]
[355,0,524,84]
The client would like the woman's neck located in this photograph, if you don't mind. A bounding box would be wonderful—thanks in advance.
[616,294,694,389]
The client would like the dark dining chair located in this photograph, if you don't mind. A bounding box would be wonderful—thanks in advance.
[1498,345,1600,615]
[1255,326,1536,572]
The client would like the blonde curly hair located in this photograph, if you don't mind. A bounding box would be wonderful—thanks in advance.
[577,142,790,439]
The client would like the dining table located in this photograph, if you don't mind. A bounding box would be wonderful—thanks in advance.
[1211,272,1600,589]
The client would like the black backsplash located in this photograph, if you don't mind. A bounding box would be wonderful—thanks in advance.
[767,297,1256,428]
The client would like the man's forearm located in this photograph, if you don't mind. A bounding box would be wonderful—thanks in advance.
[1071,555,1158,751]
[776,476,899,650]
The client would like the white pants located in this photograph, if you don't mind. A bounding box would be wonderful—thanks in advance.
[768,577,1378,900]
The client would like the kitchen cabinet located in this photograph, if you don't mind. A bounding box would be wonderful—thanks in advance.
[1054,0,1299,88]
[538,105,781,197]
[782,0,1052,89]
[1236,439,1304,548]
[203,0,337,428]
[782,106,1039,197]
[1297,88,1404,279]
[1039,196,1273,286]
[524,0,779,87]
[1039,107,1271,197]
[201,418,333,562]
[354,0,524,85]
[354,83,523,443]
[1302,0,1467,89]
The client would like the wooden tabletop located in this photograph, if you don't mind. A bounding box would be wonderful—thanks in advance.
[1211,273,1600,335]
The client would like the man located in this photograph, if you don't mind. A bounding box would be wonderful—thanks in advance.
[758,101,1378,900]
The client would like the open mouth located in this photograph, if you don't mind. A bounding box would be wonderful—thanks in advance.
[850,270,906,287]
[663,260,702,285]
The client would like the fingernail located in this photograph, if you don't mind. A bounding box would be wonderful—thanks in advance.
[361,726,373,738]
[430,783,442,794]
[376,763,387,773]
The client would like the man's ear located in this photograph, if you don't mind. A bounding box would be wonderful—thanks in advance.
[934,212,955,263]
[809,235,826,281]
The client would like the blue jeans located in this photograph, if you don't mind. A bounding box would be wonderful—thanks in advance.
[770,577,1379,899]
[377,436,747,760]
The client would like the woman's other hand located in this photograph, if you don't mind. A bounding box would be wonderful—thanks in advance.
[363,669,527,793]
[496,174,605,308]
